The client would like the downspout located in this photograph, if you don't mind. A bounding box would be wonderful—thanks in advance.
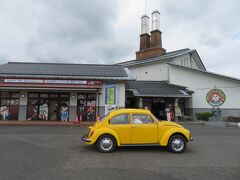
[167,63,170,83]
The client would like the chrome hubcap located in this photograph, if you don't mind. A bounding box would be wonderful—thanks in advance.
[100,137,113,151]
[171,138,184,152]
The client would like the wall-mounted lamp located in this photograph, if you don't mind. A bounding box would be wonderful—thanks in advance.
[22,94,25,98]
[72,95,75,99]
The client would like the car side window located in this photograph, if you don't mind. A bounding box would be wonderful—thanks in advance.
[132,114,154,124]
[109,114,130,124]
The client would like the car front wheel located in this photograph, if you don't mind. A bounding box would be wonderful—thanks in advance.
[97,135,116,153]
[168,135,186,153]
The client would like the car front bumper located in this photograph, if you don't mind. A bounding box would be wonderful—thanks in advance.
[189,137,194,142]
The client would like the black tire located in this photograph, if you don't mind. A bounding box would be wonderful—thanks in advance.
[168,135,187,153]
[97,135,116,153]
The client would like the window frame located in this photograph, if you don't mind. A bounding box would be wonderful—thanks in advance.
[132,113,156,125]
[108,113,130,125]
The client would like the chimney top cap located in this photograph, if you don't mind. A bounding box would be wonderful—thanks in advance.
[152,10,160,14]
[141,14,149,18]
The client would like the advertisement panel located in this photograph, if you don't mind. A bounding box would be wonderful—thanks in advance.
[105,84,117,115]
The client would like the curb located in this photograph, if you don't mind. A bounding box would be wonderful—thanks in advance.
[0,121,94,126]
[225,122,240,128]
[179,121,240,128]
[178,121,205,125]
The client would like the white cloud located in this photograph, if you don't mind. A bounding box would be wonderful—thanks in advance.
[0,0,239,78]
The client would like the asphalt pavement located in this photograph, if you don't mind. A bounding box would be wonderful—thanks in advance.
[0,125,239,180]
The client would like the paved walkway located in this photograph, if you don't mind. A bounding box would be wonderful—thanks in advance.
[0,120,94,126]
[1,120,239,128]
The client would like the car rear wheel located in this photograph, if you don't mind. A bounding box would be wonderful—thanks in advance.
[168,135,186,153]
[97,135,116,153]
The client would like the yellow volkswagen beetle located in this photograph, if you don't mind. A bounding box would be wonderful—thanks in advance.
[82,109,193,153]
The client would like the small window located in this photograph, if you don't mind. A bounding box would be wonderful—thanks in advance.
[60,94,69,98]
[40,94,49,98]
[10,93,20,99]
[78,94,87,99]
[132,114,154,124]
[1,92,10,98]
[49,94,59,98]
[28,93,38,99]
[109,114,130,124]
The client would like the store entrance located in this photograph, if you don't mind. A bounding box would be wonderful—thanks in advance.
[77,93,96,121]
[152,102,166,120]
[27,93,69,121]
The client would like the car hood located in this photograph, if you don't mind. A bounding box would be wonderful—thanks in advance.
[161,121,183,128]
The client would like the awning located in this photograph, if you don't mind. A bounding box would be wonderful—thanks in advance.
[126,81,192,98]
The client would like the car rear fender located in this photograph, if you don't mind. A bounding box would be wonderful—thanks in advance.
[90,128,121,146]
[159,128,189,146]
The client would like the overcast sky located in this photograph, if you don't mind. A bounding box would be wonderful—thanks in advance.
[0,0,240,78]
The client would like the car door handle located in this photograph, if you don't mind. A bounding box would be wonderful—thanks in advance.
[132,125,137,128]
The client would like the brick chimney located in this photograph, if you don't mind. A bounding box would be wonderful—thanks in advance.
[136,10,166,60]
[139,15,150,50]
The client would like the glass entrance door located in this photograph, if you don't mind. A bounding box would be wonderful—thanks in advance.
[49,100,58,120]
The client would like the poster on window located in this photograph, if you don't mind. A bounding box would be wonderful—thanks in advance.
[105,84,117,115]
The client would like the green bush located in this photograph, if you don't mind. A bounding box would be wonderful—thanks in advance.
[223,116,240,122]
[195,112,213,121]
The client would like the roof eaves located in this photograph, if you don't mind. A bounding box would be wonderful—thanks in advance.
[6,62,125,67]
[119,49,193,68]
[116,48,191,66]
[126,91,192,98]
[190,50,207,71]
[0,74,135,81]
[168,63,240,82]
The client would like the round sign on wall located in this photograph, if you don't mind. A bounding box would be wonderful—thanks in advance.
[206,89,226,107]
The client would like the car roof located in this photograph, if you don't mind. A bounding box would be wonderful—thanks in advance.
[109,108,151,116]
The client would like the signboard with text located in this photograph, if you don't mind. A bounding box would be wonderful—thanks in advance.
[105,84,117,115]
[0,78,102,89]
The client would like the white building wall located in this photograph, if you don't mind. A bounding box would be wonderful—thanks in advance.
[117,83,126,108]
[169,65,240,109]
[128,63,169,81]
[18,91,28,121]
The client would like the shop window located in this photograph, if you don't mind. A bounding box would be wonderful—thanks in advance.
[27,99,39,120]
[60,94,69,99]
[39,100,49,120]
[77,93,96,121]
[1,92,10,98]
[0,92,20,120]
[27,93,69,121]
[11,93,20,99]
[29,93,38,99]
[78,94,87,99]
[40,94,49,99]
[49,94,58,98]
